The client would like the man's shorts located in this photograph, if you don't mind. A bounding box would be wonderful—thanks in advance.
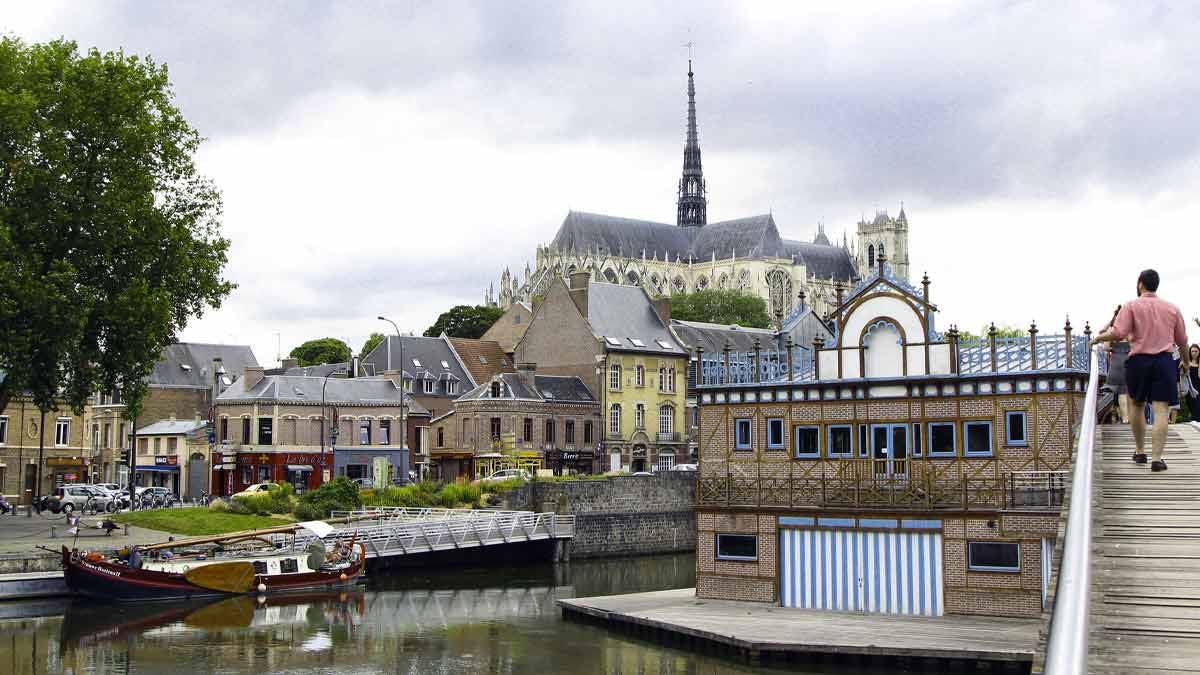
[1126,352,1180,405]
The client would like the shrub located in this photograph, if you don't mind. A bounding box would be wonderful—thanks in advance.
[438,482,481,508]
[293,477,361,520]
[233,492,274,516]
[208,498,230,513]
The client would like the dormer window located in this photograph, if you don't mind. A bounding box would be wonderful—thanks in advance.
[423,379,434,394]
[604,336,622,347]
[447,381,458,395]
[412,358,421,367]
[490,381,502,398]
[441,360,450,369]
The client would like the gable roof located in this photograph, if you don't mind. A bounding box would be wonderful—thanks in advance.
[360,335,476,391]
[585,281,685,355]
[149,343,259,388]
[670,320,778,354]
[447,338,514,383]
[136,419,206,436]
[783,240,858,281]
[216,374,428,413]
[459,373,596,404]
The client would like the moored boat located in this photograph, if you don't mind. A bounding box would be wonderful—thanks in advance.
[61,520,367,602]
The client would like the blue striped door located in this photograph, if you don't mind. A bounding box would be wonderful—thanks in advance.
[779,529,944,616]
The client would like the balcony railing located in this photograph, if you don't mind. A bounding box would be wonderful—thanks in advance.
[656,431,681,443]
[696,459,1060,511]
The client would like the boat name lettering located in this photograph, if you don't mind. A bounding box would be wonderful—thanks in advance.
[81,561,121,578]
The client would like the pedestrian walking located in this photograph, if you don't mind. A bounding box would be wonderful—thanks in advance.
[1092,269,1189,472]
[1102,305,1131,422]
[1183,343,1200,420]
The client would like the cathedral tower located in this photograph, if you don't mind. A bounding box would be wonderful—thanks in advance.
[676,61,707,227]
[856,205,911,281]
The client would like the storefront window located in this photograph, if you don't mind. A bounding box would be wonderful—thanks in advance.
[379,419,391,445]
[257,465,271,483]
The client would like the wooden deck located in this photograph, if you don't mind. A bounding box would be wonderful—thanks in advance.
[1088,423,1200,673]
[558,588,1039,663]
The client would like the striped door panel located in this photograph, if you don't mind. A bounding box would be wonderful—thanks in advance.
[779,529,944,616]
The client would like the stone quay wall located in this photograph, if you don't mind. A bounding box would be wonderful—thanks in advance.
[500,472,696,558]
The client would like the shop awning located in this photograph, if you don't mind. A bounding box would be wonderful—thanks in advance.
[135,465,179,472]
[286,465,313,471]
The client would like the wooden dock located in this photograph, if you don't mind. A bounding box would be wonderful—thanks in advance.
[1086,423,1200,673]
[558,588,1038,665]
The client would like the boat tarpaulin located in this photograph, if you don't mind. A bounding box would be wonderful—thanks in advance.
[298,521,336,539]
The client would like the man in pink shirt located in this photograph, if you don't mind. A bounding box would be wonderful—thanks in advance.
[1093,269,1189,471]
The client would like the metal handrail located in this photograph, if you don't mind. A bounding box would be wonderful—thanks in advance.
[1043,344,1102,674]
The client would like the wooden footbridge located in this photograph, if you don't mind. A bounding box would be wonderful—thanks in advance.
[1037,347,1200,674]
[286,508,575,562]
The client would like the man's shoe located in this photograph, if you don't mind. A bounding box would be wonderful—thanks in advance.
[1133,453,1148,464]
[1151,460,1168,472]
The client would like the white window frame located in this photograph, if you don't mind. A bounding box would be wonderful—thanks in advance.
[635,365,645,387]
[1005,411,1028,446]
[658,405,674,435]
[793,425,820,458]
[609,364,621,391]
[423,379,435,394]
[927,422,957,457]
[0,415,7,445]
[446,380,458,395]
[54,417,71,447]
[827,424,854,458]
[734,418,752,450]
[635,403,645,429]
[609,404,621,435]
[658,366,667,391]
[964,420,994,456]
[766,418,785,449]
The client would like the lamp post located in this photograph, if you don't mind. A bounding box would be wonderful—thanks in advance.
[320,367,347,456]
[378,316,410,484]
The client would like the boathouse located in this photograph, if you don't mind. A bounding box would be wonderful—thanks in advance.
[693,257,1090,618]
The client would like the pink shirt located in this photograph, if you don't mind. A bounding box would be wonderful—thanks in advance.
[1111,292,1188,356]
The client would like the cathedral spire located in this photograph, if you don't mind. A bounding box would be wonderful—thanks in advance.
[677,60,707,228]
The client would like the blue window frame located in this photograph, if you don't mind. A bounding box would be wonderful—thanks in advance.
[766,418,785,449]
[964,420,993,456]
[794,425,820,458]
[858,424,869,458]
[827,425,853,458]
[927,422,956,457]
[911,423,922,457]
[1005,411,1028,446]
[734,418,752,450]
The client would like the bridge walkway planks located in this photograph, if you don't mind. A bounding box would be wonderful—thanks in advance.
[1090,424,1200,674]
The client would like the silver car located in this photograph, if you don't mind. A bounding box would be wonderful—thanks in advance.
[54,485,116,514]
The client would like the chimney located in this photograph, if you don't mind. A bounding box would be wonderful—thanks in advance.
[568,271,590,316]
[281,357,298,370]
[244,366,264,389]
[652,296,671,325]
[351,355,360,378]
[516,362,537,390]
[212,357,226,402]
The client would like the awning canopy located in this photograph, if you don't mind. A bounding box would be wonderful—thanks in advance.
[135,465,179,472]
[286,465,313,471]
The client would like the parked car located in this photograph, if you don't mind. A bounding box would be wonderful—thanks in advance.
[54,485,116,514]
[477,469,530,483]
[670,463,698,472]
[630,471,655,477]
[231,482,276,499]
[349,477,375,489]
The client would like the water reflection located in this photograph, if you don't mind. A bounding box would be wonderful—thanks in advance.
[0,553,888,674]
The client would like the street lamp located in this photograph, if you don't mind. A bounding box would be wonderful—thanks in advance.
[378,316,409,484]
[320,367,347,455]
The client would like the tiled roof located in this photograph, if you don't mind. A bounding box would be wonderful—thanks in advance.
[149,343,259,388]
[782,240,857,281]
[216,374,428,413]
[670,320,779,354]
[447,338,514,383]
[586,282,685,355]
[136,419,206,436]
[458,373,595,404]
[360,335,476,394]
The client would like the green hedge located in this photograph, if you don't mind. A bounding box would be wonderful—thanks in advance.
[360,481,482,509]
[294,477,361,521]
[230,483,295,516]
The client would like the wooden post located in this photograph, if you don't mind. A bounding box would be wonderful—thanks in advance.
[947,326,960,375]
[813,336,824,380]
[785,336,795,380]
[1064,317,1073,369]
[722,340,732,385]
[988,322,998,372]
[1029,321,1039,371]
[695,346,704,386]
[1083,322,1092,368]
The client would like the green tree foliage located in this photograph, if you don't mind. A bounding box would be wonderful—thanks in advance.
[669,289,771,329]
[359,332,385,358]
[288,338,351,366]
[293,477,361,521]
[959,324,1029,342]
[423,305,505,339]
[0,38,234,418]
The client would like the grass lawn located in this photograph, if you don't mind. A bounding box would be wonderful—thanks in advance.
[112,508,292,536]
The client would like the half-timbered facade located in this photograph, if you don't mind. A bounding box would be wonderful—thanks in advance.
[694,259,1090,618]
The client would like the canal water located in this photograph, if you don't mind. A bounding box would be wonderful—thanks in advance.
[0,553,899,674]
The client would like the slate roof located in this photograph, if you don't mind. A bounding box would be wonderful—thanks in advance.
[280,362,351,378]
[670,320,778,354]
[447,338,514,384]
[360,335,475,392]
[782,240,858,281]
[136,419,206,436]
[459,373,595,404]
[216,374,429,413]
[586,281,685,355]
[149,343,259,388]
[550,211,692,259]
[690,215,785,259]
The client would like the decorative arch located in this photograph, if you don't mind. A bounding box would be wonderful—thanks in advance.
[765,268,793,319]
[672,276,687,294]
[859,317,907,378]
[603,268,619,283]
[696,275,709,290]
[625,270,640,285]
[717,273,729,289]
[867,244,875,269]
[737,269,751,290]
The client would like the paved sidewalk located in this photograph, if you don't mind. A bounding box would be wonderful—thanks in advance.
[0,509,178,556]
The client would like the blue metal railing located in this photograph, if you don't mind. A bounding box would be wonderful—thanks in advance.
[699,346,814,385]
[1041,345,1102,674]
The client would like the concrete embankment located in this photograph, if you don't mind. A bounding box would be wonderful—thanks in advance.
[501,473,695,558]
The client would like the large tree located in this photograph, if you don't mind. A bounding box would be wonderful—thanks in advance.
[670,290,771,329]
[424,305,504,339]
[289,338,351,366]
[0,38,233,420]
[359,332,385,358]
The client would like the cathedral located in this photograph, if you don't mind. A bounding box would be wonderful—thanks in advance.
[486,62,912,325]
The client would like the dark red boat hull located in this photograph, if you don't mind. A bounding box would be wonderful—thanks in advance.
[61,547,363,602]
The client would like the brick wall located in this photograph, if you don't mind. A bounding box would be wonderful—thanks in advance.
[941,512,1057,618]
[695,510,779,602]
[140,387,210,424]
[501,472,696,558]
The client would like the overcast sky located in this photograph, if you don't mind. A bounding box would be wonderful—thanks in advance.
[7,1,1199,366]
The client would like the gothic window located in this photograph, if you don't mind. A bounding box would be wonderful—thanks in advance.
[717,273,729,289]
[696,275,709,290]
[626,270,640,285]
[603,268,618,283]
[649,274,662,294]
[765,269,793,319]
[672,276,687,294]
[737,270,751,290]
[868,245,875,269]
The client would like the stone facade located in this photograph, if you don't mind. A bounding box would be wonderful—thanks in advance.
[0,396,92,500]
[501,472,696,558]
